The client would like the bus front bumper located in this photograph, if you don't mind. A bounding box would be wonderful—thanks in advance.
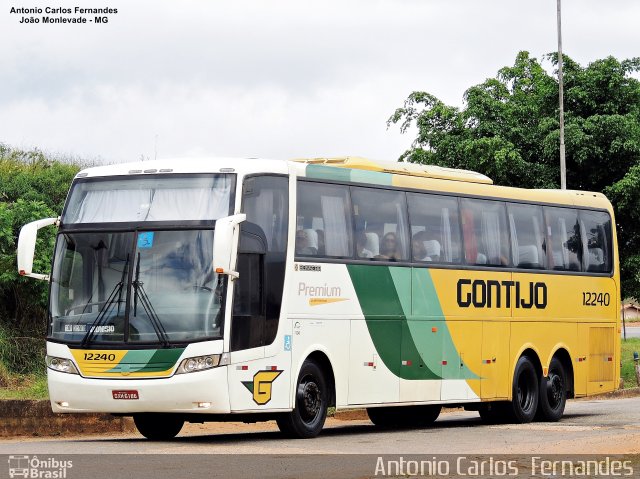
[47,367,231,414]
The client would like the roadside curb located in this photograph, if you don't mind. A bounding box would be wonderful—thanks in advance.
[0,399,135,437]
[588,387,640,400]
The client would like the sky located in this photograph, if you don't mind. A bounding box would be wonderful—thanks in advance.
[1,0,639,165]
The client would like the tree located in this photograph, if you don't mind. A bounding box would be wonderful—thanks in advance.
[389,51,640,297]
[0,145,81,331]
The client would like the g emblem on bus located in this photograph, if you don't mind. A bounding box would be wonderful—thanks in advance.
[242,370,283,405]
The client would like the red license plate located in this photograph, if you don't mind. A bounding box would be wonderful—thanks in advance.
[112,390,139,400]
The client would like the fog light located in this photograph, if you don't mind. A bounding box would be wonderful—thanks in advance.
[56,401,69,408]
[196,402,211,408]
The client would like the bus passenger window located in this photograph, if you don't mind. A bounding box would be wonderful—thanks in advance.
[460,199,510,267]
[296,182,353,258]
[544,207,582,271]
[507,203,546,269]
[579,210,612,273]
[407,193,461,263]
[351,187,409,262]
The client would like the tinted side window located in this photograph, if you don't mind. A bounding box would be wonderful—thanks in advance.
[544,207,582,271]
[351,187,410,262]
[579,210,612,273]
[507,203,546,269]
[242,176,288,253]
[407,193,462,264]
[460,199,510,267]
[296,182,353,258]
[235,175,289,351]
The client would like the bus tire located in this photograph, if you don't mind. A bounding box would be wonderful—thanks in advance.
[536,357,567,422]
[367,405,441,428]
[133,413,184,440]
[276,360,328,439]
[504,356,539,423]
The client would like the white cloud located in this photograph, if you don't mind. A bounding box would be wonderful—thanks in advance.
[2,0,639,163]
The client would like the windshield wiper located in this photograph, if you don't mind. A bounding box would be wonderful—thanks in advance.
[80,254,129,347]
[132,252,171,347]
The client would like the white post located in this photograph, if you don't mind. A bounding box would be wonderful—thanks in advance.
[557,0,567,190]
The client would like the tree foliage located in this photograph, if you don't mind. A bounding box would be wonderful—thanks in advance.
[0,145,82,335]
[389,51,640,298]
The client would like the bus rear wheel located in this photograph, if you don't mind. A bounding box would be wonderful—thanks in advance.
[504,356,539,423]
[276,360,328,439]
[367,405,441,428]
[133,413,184,440]
[536,357,567,422]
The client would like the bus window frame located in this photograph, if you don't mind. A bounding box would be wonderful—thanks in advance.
[294,177,614,278]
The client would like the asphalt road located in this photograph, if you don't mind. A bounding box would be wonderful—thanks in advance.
[1,397,640,478]
[623,326,640,338]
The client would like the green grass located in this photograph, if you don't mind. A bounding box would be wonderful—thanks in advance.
[0,373,48,400]
[0,322,48,399]
[621,337,640,389]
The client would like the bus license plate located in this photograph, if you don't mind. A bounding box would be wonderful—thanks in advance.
[112,390,139,400]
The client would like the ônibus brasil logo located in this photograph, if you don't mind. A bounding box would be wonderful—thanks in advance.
[8,455,72,478]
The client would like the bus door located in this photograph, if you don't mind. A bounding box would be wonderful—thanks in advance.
[228,175,290,411]
[347,265,403,405]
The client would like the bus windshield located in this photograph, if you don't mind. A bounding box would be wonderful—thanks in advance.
[50,229,225,344]
[63,174,233,224]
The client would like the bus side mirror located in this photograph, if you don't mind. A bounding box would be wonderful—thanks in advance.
[213,214,246,280]
[17,217,60,281]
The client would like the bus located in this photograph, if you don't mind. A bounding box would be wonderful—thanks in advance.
[17,157,620,439]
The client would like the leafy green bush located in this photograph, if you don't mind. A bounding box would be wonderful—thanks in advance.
[0,144,82,373]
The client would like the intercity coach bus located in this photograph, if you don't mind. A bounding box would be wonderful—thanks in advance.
[17,157,620,439]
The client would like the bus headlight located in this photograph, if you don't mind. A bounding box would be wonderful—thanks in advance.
[176,353,229,374]
[45,356,79,375]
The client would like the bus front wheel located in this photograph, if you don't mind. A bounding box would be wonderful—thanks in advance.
[133,413,184,440]
[536,357,567,422]
[276,360,328,439]
[504,356,539,423]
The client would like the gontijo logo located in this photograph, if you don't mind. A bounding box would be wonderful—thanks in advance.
[242,370,283,405]
[457,279,547,309]
[8,456,73,478]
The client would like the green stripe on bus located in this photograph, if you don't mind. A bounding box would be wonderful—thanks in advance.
[347,264,479,380]
[143,348,185,372]
[305,164,393,186]
[306,164,353,183]
[412,268,479,380]
[346,264,440,380]
[107,348,184,373]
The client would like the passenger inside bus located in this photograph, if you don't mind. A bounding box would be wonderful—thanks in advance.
[356,232,374,259]
[295,229,318,256]
[376,232,401,261]
[412,231,442,262]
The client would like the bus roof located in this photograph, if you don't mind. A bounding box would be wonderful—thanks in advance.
[74,157,289,178]
[293,157,494,184]
[74,156,613,212]
[292,157,612,212]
